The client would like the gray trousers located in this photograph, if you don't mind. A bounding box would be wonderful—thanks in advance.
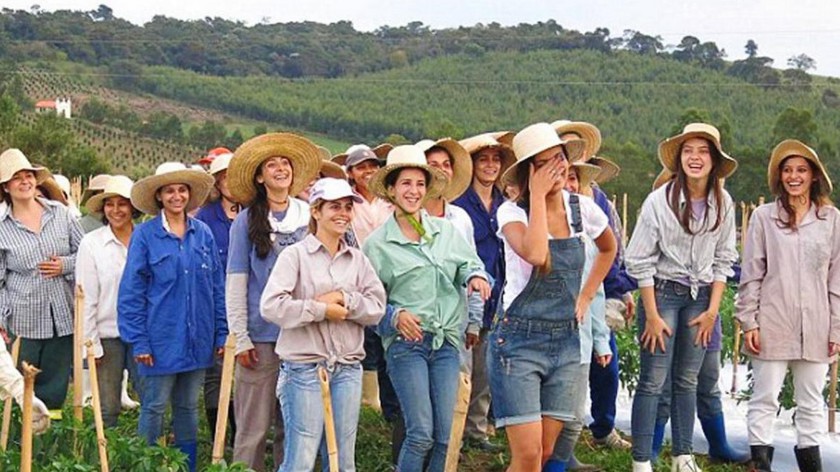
[97,338,141,428]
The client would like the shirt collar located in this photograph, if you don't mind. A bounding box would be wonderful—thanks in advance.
[384,209,440,244]
[463,184,504,212]
[303,232,350,256]
[154,214,195,238]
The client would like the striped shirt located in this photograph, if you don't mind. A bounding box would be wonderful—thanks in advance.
[625,184,737,298]
[0,198,83,339]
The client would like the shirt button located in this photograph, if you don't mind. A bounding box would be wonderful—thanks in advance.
[184,269,189,274]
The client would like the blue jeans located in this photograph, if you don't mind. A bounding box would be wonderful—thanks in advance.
[387,334,460,472]
[631,280,709,461]
[138,369,205,445]
[276,362,362,472]
[588,331,619,439]
[656,348,724,423]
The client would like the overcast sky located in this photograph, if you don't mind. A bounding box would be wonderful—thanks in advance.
[5,0,840,77]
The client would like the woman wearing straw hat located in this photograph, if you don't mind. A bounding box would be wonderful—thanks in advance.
[79,174,112,233]
[625,123,738,472]
[363,145,491,472]
[488,123,616,472]
[736,140,840,472]
[117,162,226,471]
[295,146,349,203]
[76,175,143,428]
[195,151,240,446]
[0,149,83,418]
[260,177,386,471]
[225,133,322,471]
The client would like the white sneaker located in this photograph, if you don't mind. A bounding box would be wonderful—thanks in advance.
[671,454,702,472]
[632,461,653,472]
[120,369,140,410]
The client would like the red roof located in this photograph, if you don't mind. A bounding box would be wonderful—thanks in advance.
[35,100,56,108]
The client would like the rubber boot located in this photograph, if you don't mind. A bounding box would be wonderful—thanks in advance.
[651,420,667,465]
[175,441,198,472]
[699,414,750,463]
[748,445,773,472]
[543,459,567,472]
[362,370,382,411]
[794,445,822,472]
[671,454,702,472]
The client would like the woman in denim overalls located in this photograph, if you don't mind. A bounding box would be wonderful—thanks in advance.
[489,123,617,472]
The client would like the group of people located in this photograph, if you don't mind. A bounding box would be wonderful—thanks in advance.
[0,117,836,472]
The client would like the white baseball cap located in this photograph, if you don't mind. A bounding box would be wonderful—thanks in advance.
[308,177,363,205]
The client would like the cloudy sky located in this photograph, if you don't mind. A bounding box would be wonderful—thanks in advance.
[5,0,840,77]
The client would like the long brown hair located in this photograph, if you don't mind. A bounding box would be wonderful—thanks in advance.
[667,139,726,234]
[772,156,833,231]
[248,181,274,259]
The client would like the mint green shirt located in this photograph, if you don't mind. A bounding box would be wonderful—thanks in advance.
[363,210,488,351]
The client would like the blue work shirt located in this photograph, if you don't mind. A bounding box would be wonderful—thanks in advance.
[118,215,228,376]
[195,200,234,270]
[592,186,638,300]
[453,185,506,328]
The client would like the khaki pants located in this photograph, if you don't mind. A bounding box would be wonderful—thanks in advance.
[233,343,284,471]
[460,331,492,440]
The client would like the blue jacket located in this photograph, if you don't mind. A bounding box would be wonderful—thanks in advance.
[195,200,233,270]
[118,215,228,376]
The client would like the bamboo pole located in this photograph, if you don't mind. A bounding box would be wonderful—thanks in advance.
[1,338,21,450]
[829,360,838,433]
[85,341,110,472]
[20,362,40,472]
[731,201,750,395]
[621,193,628,244]
[211,335,237,464]
[73,285,85,423]
[318,367,339,472]
[444,373,472,472]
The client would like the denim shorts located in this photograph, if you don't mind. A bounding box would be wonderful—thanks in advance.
[487,316,582,427]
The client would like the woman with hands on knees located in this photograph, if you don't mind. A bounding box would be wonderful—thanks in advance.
[362,145,492,472]
[736,140,840,472]
[625,123,738,472]
[488,123,616,472]
[260,177,386,472]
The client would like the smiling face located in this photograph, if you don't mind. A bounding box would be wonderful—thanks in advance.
[313,197,355,237]
[780,156,815,199]
[3,170,38,202]
[256,157,293,193]
[387,167,428,215]
[425,148,453,181]
[347,159,380,191]
[532,145,569,194]
[103,196,134,229]
[473,148,502,186]
[680,137,715,181]
[156,183,190,215]
[565,167,581,194]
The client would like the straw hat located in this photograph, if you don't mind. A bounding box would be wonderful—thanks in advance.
[320,160,347,180]
[38,176,68,205]
[331,143,392,167]
[85,175,135,214]
[489,131,514,147]
[0,149,51,185]
[81,174,111,205]
[209,153,234,176]
[551,120,602,159]
[588,156,620,184]
[658,123,738,179]
[368,145,448,204]
[459,133,517,179]
[652,168,674,190]
[767,139,832,195]
[416,138,472,201]
[131,162,214,215]
[501,122,587,187]
[228,133,322,205]
[570,162,602,190]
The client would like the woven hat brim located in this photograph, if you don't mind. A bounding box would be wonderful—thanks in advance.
[130,170,214,215]
[501,139,587,188]
[658,131,738,179]
[767,140,833,194]
[589,156,621,184]
[85,191,135,215]
[553,122,602,159]
[229,133,323,205]
[461,138,518,183]
[571,163,602,189]
[652,168,674,190]
[368,163,448,205]
[320,161,348,180]
[427,140,473,201]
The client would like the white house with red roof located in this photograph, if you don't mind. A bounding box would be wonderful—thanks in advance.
[34,98,72,119]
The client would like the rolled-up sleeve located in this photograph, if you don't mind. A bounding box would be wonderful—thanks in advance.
[260,248,327,329]
[712,197,738,283]
[625,197,661,288]
[735,211,766,332]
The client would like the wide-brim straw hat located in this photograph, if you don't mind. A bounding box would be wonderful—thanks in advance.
[131,162,214,215]
[320,160,347,180]
[658,123,738,179]
[38,176,68,205]
[331,143,392,167]
[81,174,111,205]
[460,133,517,180]
[652,168,674,190]
[767,139,833,195]
[489,131,514,147]
[570,162,602,189]
[0,148,51,185]
[368,145,448,204]
[589,156,620,184]
[501,122,587,187]
[85,175,135,215]
[551,120,602,159]
[416,138,472,201]
[228,133,322,205]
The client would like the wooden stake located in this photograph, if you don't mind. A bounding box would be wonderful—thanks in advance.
[85,341,110,472]
[444,373,472,472]
[318,366,339,472]
[621,193,628,244]
[731,201,750,396]
[1,338,21,450]
[20,362,40,472]
[73,285,85,423]
[829,359,838,433]
[211,335,237,464]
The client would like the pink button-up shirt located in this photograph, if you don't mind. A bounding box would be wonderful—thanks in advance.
[351,190,393,244]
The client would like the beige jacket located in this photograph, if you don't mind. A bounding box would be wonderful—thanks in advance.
[736,202,840,362]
